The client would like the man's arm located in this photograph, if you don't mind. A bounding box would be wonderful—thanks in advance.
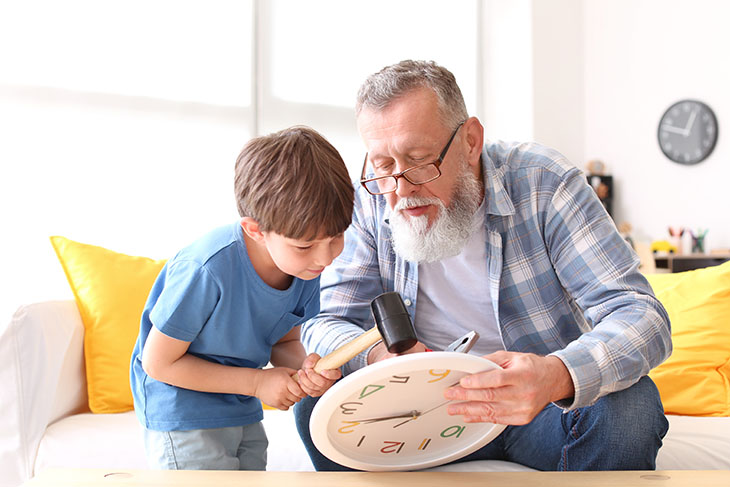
[543,169,671,408]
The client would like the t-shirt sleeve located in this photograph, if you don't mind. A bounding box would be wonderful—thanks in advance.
[148,260,221,342]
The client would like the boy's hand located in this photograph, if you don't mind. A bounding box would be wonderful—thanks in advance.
[254,367,306,410]
[295,353,341,397]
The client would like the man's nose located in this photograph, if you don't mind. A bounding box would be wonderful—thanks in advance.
[393,174,420,197]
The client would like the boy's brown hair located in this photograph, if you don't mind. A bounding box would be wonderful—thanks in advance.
[234,126,354,240]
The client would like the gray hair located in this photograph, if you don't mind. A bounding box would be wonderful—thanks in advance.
[356,60,468,129]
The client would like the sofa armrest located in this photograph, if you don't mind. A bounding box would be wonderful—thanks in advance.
[0,300,87,487]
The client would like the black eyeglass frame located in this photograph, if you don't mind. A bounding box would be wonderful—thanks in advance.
[359,121,466,195]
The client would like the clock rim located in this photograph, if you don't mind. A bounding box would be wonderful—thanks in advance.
[657,98,718,165]
[309,351,507,471]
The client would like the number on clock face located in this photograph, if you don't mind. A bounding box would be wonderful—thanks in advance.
[658,99,718,165]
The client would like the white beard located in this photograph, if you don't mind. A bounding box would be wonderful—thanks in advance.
[389,167,483,263]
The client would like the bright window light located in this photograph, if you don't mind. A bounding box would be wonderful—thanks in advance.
[0,0,253,106]
[266,0,478,113]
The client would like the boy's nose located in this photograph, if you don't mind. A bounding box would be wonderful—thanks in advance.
[314,247,335,268]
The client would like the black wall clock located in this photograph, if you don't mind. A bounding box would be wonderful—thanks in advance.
[658,99,718,165]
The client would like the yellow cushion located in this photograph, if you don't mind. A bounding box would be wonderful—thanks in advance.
[646,261,730,416]
[50,236,166,413]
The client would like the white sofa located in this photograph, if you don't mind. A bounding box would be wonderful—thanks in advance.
[3,300,730,487]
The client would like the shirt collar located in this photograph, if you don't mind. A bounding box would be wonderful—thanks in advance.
[480,145,516,217]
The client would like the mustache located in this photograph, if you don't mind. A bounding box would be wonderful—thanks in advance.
[393,196,443,212]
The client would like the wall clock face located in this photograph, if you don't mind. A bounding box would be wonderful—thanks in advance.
[309,352,506,471]
[658,99,718,165]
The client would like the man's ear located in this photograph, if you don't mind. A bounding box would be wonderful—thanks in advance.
[240,217,265,242]
[463,117,484,168]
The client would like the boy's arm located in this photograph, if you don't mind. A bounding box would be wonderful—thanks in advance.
[271,326,341,396]
[141,326,304,409]
[269,326,306,369]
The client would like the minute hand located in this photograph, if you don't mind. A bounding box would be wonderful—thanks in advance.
[684,109,698,133]
[392,380,462,428]
[392,399,453,428]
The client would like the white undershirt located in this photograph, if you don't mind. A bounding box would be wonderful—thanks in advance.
[414,204,504,356]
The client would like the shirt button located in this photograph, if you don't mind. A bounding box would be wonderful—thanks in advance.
[403,298,412,306]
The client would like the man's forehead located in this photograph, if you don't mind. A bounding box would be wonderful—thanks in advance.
[363,131,436,160]
[358,111,447,158]
[358,89,438,122]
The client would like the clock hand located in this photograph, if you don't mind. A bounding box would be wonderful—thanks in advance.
[350,410,420,424]
[684,109,698,134]
[392,401,453,428]
[392,383,462,428]
[661,124,689,136]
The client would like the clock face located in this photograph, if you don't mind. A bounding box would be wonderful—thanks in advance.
[310,352,506,471]
[658,99,718,165]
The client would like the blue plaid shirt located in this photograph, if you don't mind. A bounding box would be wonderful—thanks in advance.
[301,141,671,409]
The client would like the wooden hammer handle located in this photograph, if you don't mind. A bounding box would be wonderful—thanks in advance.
[292,326,381,382]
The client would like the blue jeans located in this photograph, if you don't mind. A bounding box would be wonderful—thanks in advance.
[143,422,268,470]
[294,375,668,471]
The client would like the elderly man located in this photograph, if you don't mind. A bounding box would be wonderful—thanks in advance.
[295,60,671,471]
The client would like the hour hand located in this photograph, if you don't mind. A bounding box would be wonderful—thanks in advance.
[661,124,688,136]
[350,410,419,424]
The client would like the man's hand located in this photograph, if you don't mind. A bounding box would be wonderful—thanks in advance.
[367,340,429,364]
[253,367,306,410]
[443,351,574,425]
[295,353,342,397]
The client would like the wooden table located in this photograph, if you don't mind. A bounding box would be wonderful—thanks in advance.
[23,468,730,487]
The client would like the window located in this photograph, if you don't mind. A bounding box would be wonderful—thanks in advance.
[0,0,482,317]
[259,0,480,175]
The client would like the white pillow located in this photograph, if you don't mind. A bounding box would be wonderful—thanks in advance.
[0,300,86,487]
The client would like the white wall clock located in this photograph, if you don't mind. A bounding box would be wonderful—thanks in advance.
[658,99,718,165]
[309,352,506,471]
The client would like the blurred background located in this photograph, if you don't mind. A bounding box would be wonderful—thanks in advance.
[1,0,729,320]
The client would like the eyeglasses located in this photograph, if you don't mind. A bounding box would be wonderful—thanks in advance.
[360,121,465,195]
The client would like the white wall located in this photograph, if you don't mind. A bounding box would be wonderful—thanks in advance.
[508,0,729,250]
[531,0,585,167]
[581,0,729,248]
[480,0,535,143]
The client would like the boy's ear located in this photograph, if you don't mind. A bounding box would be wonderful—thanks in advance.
[240,217,265,242]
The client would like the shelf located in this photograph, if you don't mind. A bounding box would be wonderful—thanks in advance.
[653,254,730,273]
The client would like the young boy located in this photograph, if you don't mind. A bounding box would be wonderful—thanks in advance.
[130,126,354,470]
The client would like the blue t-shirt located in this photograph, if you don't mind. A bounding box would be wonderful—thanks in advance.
[130,222,320,431]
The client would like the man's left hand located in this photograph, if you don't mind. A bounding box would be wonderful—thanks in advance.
[443,351,574,425]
